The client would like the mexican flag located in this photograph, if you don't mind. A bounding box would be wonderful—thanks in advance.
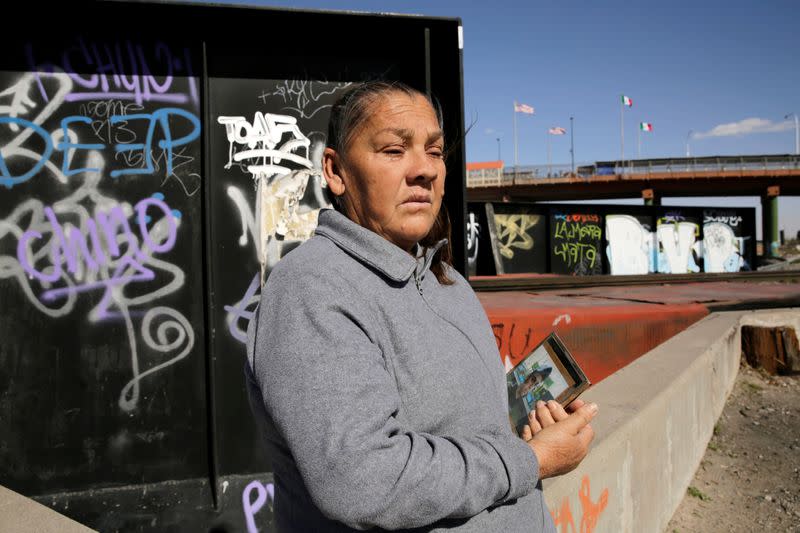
[621,95,633,107]
[640,122,653,132]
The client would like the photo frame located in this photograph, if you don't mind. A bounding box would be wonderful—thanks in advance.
[506,332,591,436]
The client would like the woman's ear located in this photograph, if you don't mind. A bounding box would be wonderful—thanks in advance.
[322,147,346,196]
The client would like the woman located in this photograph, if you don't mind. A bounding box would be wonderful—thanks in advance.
[245,81,597,532]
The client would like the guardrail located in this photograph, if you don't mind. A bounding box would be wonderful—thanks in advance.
[466,156,800,188]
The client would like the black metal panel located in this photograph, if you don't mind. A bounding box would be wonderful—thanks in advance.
[0,10,207,496]
[0,1,466,531]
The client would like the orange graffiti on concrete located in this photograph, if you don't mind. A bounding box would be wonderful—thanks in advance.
[549,475,609,533]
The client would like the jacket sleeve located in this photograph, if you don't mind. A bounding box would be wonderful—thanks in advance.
[250,262,540,530]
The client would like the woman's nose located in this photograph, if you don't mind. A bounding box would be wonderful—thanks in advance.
[407,149,440,183]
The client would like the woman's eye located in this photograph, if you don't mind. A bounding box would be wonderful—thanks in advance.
[383,146,405,155]
[428,148,444,158]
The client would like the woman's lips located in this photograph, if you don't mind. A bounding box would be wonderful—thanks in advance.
[402,194,432,205]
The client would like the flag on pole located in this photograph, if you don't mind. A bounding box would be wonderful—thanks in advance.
[639,122,653,131]
[621,95,633,107]
[514,101,535,114]
[548,127,567,135]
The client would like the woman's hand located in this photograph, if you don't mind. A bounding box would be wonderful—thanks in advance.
[520,401,597,480]
[520,399,586,440]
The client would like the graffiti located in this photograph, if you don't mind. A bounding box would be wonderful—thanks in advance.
[550,212,603,276]
[466,212,480,269]
[657,221,700,274]
[78,99,142,145]
[0,71,73,188]
[242,480,275,533]
[261,79,352,120]
[1,148,192,411]
[553,242,598,270]
[703,212,743,227]
[0,71,200,185]
[494,214,539,260]
[552,314,572,327]
[224,273,261,344]
[217,113,312,177]
[17,192,179,317]
[554,221,601,242]
[605,215,655,275]
[1,54,199,411]
[217,105,329,276]
[25,40,199,105]
[703,222,745,273]
[549,475,609,533]
[554,213,600,224]
[492,321,537,361]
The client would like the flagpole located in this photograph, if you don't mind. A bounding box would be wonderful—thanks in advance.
[637,124,641,159]
[620,96,624,175]
[513,101,518,185]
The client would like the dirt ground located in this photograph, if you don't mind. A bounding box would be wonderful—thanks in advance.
[666,363,800,533]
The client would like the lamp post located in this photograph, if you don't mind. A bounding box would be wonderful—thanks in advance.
[496,137,501,161]
[570,116,575,175]
[785,113,799,155]
[686,130,693,158]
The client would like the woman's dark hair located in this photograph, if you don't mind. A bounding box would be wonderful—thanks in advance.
[324,80,454,285]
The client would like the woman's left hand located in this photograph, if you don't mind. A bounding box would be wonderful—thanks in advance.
[520,399,586,442]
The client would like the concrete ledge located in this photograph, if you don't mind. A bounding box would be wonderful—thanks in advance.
[0,485,96,533]
[542,308,800,533]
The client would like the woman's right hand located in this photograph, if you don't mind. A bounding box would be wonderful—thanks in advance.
[521,401,598,479]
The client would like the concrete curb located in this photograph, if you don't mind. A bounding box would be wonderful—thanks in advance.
[0,485,96,533]
[541,307,800,533]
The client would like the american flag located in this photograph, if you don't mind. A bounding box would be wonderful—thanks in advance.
[548,127,567,135]
[514,102,535,114]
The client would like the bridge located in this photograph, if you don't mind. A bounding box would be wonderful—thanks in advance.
[466,154,800,257]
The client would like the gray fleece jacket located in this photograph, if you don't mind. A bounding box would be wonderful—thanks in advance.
[245,208,556,532]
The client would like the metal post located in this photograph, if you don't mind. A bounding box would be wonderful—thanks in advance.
[496,137,501,161]
[763,186,780,258]
[686,130,693,157]
[570,116,575,175]
[546,132,552,177]
[513,102,518,185]
[620,97,624,174]
[637,126,641,159]
[768,194,779,257]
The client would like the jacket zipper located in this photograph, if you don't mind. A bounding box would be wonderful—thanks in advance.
[413,270,423,295]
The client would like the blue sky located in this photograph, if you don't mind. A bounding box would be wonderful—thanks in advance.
[196,0,800,238]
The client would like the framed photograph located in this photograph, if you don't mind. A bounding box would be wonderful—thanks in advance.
[506,332,591,436]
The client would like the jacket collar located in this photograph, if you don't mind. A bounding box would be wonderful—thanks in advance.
[314,208,448,282]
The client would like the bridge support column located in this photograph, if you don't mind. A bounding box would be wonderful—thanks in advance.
[761,185,780,257]
[642,188,660,206]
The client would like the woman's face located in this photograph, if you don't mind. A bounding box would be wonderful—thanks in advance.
[323,91,446,252]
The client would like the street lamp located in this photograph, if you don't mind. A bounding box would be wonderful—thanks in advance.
[785,113,799,155]
[570,116,575,175]
[496,137,501,161]
[686,130,693,158]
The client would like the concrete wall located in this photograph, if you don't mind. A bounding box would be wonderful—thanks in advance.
[542,308,799,533]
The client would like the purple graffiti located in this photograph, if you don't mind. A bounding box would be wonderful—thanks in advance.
[16,194,180,320]
[243,480,275,533]
[25,39,198,106]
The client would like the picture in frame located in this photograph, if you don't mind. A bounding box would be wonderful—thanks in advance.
[506,332,591,436]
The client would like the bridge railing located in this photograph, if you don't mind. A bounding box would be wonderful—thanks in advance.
[617,156,800,175]
[466,156,800,187]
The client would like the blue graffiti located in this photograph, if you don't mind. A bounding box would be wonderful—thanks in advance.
[0,109,200,187]
[110,108,201,178]
[58,116,105,176]
[0,117,54,189]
